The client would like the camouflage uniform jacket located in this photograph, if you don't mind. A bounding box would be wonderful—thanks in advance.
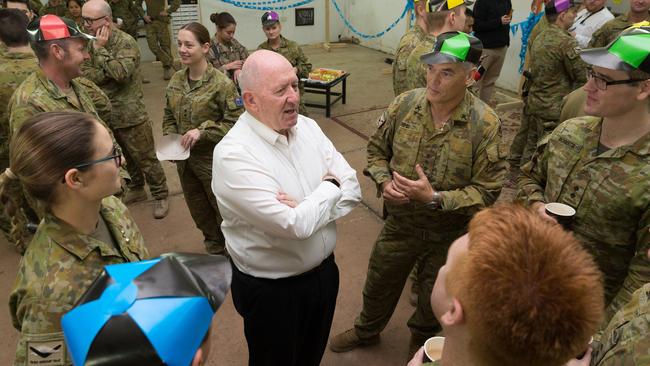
[365,88,507,229]
[8,69,112,134]
[29,0,42,15]
[526,23,588,120]
[517,117,650,317]
[82,27,148,129]
[110,0,144,30]
[163,63,243,158]
[393,24,427,96]
[143,0,180,22]
[257,36,312,80]
[591,283,650,366]
[589,13,650,48]
[0,51,39,169]
[9,196,148,366]
[405,35,436,91]
[208,36,249,79]
[41,3,66,16]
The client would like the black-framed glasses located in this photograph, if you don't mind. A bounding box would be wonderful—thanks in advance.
[586,68,647,91]
[74,146,122,169]
[82,15,106,25]
[61,146,122,183]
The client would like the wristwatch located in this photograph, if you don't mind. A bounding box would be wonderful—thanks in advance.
[425,191,442,210]
[325,178,340,188]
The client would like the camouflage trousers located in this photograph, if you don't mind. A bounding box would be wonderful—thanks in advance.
[508,109,558,170]
[354,217,462,344]
[113,121,168,200]
[177,154,226,255]
[122,23,139,41]
[145,20,173,68]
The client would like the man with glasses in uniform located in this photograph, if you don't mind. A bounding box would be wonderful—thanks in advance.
[517,24,650,322]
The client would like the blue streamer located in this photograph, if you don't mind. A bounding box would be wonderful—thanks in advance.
[330,0,412,39]
[509,11,544,73]
[220,0,315,11]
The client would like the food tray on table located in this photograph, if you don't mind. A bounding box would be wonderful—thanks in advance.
[303,68,346,84]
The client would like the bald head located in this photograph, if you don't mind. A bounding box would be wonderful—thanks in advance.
[83,0,112,18]
[239,50,294,93]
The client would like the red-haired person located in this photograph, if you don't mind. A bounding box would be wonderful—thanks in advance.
[408,204,604,366]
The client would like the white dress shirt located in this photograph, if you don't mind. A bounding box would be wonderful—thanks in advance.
[212,111,362,279]
[570,7,614,48]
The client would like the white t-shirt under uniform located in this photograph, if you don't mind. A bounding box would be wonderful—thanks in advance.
[212,111,362,279]
[570,7,614,48]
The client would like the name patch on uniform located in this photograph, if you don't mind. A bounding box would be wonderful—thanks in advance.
[27,340,65,365]
[235,97,243,107]
[558,136,581,151]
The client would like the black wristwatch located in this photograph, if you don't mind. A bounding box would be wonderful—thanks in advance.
[325,178,340,188]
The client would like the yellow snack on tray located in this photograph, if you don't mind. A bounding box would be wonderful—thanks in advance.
[309,68,344,82]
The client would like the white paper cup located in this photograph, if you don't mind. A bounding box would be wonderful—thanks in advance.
[422,336,445,362]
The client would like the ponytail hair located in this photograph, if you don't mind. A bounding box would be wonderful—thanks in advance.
[0,111,98,252]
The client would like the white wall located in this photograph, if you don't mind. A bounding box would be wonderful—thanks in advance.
[197,0,344,50]
[337,0,410,54]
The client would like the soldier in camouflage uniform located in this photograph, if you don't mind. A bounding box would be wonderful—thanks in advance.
[509,0,587,171]
[405,0,469,91]
[393,0,428,96]
[590,246,650,366]
[330,32,506,360]
[109,0,143,40]
[65,0,84,29]
[143,0,180,80]
[258,11,312,116]
[42,0,66,15]
[164,22,243,255]
[208,11,248,82]
[7,15,122,250]
[0,9,39,248]
[5,112,148,366]
[517,25,650,323]
[588,1,650,48]
[81,0,169,219]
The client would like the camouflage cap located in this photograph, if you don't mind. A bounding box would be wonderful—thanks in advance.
[427,0,474,12]
[579,23,650,73]
[61,253,232,366]
[261,10,280,26]
[421,31,483,65]
[545,0,574,14]
[26,14,94,43]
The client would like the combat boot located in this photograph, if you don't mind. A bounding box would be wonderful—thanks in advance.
[163,67,172,80]
[153,198,169,219]
[122,187,148,204]
[329,328,380,353]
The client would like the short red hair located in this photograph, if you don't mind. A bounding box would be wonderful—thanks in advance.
[448,204,604,366]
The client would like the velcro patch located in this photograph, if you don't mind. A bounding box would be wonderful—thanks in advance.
[235,96,243,107]
[27,340,65,365]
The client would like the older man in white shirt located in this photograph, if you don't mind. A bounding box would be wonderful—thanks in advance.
[212,50,361,366]
[569,0,614,48]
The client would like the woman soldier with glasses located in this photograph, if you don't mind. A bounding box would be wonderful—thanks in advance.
[2,111,149,366]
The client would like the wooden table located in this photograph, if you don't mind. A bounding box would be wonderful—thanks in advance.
[303,72,350,117]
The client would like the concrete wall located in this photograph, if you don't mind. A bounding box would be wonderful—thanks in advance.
[197,0,344,50]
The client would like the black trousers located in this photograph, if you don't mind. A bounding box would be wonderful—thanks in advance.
[231,255,339,366]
